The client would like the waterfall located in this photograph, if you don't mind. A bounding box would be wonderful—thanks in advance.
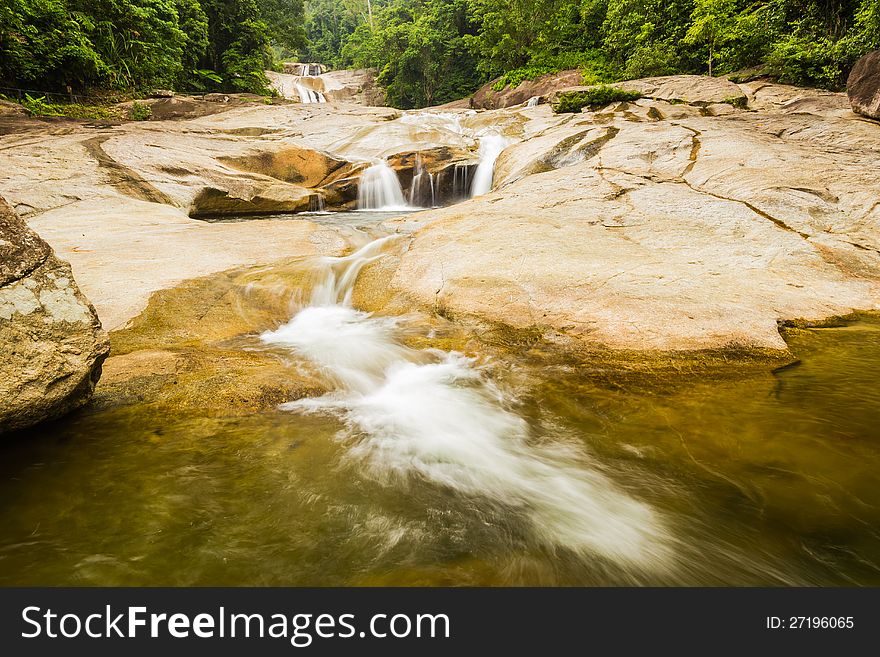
[526,96,540,108]
[471,133,510,197]
[452,163,471,200]
[357,161,408,210]
[408,154,436,208]
[260,237,674,570]
[295,83,326,104]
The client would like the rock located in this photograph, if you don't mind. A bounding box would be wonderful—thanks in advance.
[189,182,315,217]
[0,196,110,433]
[2,75,878,367]
[704,102,739,116]
[380,85,880,358]
[149,89,175,99]
[847,51,880,120]
[220,145,348,188]
[472,69,585,109]
[618,75,747,106]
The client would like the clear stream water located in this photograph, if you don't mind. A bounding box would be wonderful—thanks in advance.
[1,216,879,586]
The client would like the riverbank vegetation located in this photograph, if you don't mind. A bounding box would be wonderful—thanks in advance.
[2,0,878,108]
[0,0,306,95]
[302,0,880,107]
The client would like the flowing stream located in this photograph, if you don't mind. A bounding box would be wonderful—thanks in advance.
[1,214,879,584]
[259,237,674,571]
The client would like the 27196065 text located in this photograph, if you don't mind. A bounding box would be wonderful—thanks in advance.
[766,617,855,630]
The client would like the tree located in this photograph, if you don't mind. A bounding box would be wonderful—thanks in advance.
[683,0,737,75]
[257,0,308,52]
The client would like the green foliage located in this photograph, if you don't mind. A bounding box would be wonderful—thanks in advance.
[18,93,117,119]
[683,0,737,75]
[493,66,557,91]
[129,100,153,120]
[3,0,879,108]
[721,94,748,108]
[552,84,642,112]
[340,0,481,108]
[489,50,614,91]
[0,0,302,96]
[257,0,308,52]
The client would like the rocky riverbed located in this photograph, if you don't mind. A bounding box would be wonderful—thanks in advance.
[1,72,880,585]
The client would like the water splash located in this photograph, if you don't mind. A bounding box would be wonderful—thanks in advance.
[357,162,409,211]
[261,238,674,571]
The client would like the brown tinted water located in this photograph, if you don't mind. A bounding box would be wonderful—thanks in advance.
[1,243,878,586]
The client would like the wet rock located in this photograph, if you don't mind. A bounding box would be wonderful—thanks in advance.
[847,51,880,120]
[0,197,110,433]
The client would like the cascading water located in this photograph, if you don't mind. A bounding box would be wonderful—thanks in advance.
[408,154,436,208]
[526,96,541,108]
[260,237,675,571]
[452,163,471,200]
[295,83,326,104]
[357,161,409,210]
[471,132,511,196]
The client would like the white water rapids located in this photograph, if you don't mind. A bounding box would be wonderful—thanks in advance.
[261,237,674,571]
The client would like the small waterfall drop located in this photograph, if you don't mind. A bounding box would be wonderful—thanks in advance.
[408,154,436,208]
[309,193,327,213]
[452,163,471,200]
[357,161,408,210]
[295,83,326,104]
[471,133,510,197]
[526,96,540,108]
[260,237,674,571]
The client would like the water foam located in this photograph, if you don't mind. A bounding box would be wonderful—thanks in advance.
[261,238,673,570]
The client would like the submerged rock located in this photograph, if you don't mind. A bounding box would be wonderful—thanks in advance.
[847,51,880,120]
[0,197,109,433]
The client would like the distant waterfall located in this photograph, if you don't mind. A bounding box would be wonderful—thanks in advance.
[357,162,409,210]
[471,133,510,197]
[290,63,323,77]
[408,154,436,208]
[296,83,326,104]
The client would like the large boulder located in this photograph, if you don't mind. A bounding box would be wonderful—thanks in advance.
[847,51,880,120]
[0,197,110,433]
[472,70,585,109]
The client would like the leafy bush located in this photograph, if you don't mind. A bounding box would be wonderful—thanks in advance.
[19,94,117,119]
[765,35,854,90]
[492,65,557,91]
[552,85,642,113]
[492,51,616,91]
[129,101,153,121]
